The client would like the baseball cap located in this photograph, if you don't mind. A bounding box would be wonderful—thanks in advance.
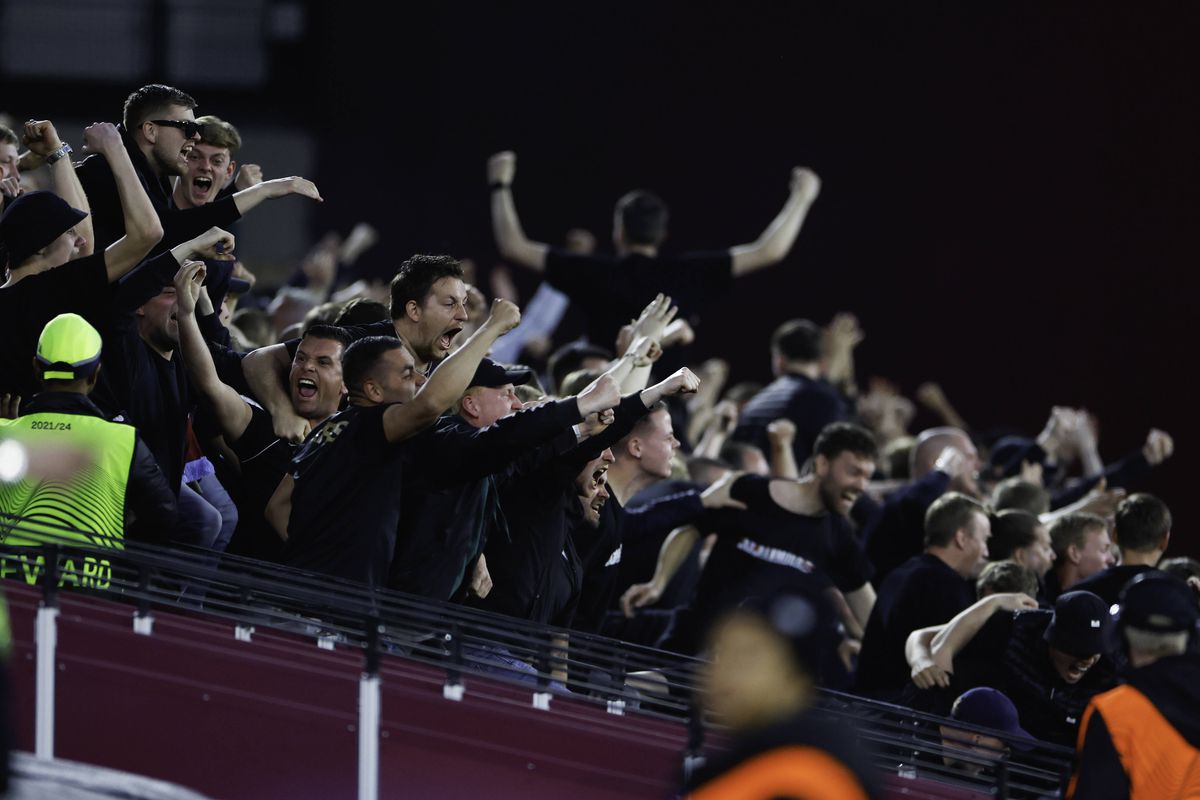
[0,191,88,268]
[1117,572,1200,634]
[36,313,102,381]
[1044,591,1113,658]
[469,358,533,389]
[950,688,1035,748]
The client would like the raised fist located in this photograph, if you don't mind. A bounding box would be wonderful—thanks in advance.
[660,367,701,397]
[577,374,621,418]
[81,122,122,157]
[790,166,821,202]
[484,298,521,335]
[488,151,517,186]
[22,119,63,158]
[1142,429,1175,466]
[235,163,263,190]
[767,417,796,444]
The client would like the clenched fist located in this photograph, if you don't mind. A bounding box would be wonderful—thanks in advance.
[790,166,821,203]
[488,151,517,185]
[483,298,521,335]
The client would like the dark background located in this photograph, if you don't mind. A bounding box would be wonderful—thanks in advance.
[5,3,1194,548]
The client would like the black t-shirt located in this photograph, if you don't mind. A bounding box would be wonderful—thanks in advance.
[285,404,405,588]
[226,404,295,561]
[676,475,873,653]
[855,553,976,696]
[0,252,110,400]
[543,249,733,348]
[1069,564,1158,606]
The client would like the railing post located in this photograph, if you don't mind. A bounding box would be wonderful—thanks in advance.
[681,694,706,783]
[133,565,154,635]
[357,616,382,800]
[35,544,60,760]
[442,623,464,701]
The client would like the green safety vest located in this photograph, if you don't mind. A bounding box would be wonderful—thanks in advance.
[0,409,136,550]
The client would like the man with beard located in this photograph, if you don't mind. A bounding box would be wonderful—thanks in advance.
[621,422,879,656]
[76,83,321,253]
[86,226,236,550]
[264,299,523,587]
[173,260,349,560]
[855,492,991,698]
[243,254,472,442]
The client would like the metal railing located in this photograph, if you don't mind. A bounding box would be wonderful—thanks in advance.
[0,515,1075,799]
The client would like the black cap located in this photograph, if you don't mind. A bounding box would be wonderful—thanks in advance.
[469,358,533,389]
[0,191,88,268]
[1118,572,1200,634]
[1044,591,1113,658]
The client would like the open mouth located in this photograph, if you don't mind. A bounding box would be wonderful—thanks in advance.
[297,378,318,399]
[841,490,859,506]
[1066,662,1091,681]
[192,175,213,193]
[438,326,463,351]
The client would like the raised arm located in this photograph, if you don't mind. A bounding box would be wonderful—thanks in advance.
[380,299,523,444]
[487,151,549,272]
[766,418,801,479]
[620,525,702,617]
[929,593,1037,665]
[729,167,821,277]
[232,176,323,215]
[174,261,254,442]
[242,343,309,443]
[22,120,95,257]
[82,123,164,280]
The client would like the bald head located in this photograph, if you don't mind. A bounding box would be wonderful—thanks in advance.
[912,427,982,497]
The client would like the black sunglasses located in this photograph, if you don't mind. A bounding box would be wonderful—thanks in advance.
[151,119,204,138]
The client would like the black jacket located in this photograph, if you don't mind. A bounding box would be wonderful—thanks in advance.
[479,393,653,624]
[74,126,241,253]
[389,399,583,601]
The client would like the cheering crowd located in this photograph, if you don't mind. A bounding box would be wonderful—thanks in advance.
[1,83,1197,798]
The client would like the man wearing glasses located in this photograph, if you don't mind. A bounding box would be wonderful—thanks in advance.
[77,83,322,254]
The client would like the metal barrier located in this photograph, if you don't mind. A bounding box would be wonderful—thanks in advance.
[0,516,1075,799]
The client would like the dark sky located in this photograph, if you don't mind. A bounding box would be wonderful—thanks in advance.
[310,4,1196,546]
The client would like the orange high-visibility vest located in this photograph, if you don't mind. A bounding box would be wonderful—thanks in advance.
[1070,684,1200,799]
[687,745,870,800]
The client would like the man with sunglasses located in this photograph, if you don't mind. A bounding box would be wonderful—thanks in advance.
[76,83,322,254]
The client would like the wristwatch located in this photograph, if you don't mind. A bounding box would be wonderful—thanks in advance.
[45,142,73,166]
